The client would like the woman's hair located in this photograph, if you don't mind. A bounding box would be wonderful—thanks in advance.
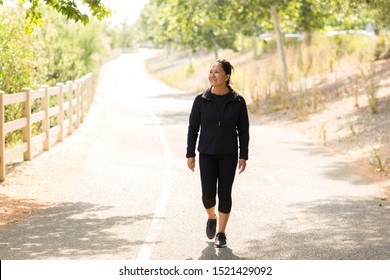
[215,59,234,85]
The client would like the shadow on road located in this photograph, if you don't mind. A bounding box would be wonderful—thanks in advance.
[0,201,153,259]
[244,196,389,259]
[198,242,246,260]
[281,140,375,186]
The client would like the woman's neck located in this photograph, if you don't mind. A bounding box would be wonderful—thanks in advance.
[211,85,229,95]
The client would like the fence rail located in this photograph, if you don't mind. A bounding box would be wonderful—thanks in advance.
[0,73,94,181]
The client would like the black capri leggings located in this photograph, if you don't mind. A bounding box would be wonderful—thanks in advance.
[199,153,238,214]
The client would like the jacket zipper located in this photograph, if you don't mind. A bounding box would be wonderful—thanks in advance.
[206,92,238,154]
[207,97,221,125]
[208,95,237,126]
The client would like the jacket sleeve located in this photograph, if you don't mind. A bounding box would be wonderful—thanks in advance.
[186,95,201,158]
[237,96,250,160]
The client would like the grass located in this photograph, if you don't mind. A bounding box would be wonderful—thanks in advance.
[373,148,385,172]
[360,62,379,114]
[319,123,327,145]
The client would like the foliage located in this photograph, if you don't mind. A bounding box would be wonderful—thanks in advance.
[0,4,111,147]
[0,5,110,89]
[349,0,390,28]
[0,7,46,94]
[137,0,385,52]
[137,0,242,56]
[108,21,136,49]
[136,0,170,48]
[53,19,109,80]
[8,0,111,25]
[0,7,44,145]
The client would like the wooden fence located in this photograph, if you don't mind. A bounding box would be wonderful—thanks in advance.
[0,73,94,181]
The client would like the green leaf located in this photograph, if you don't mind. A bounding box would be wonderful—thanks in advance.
[81,14,89,25]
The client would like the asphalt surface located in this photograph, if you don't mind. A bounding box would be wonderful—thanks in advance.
[0,50,389,260]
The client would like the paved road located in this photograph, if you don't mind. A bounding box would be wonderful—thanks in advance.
[0,50,389,260]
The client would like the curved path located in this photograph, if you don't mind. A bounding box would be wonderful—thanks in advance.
[0,50,389,260]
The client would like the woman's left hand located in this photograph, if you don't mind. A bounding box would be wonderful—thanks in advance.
[187,157,196,172]
[238,159,247,174]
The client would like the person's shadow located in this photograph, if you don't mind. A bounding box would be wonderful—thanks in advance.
[198,242,246,260]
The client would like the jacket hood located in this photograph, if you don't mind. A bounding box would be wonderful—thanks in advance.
[201,86,241,101]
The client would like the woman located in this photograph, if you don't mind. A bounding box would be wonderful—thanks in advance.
[186,59,250,248]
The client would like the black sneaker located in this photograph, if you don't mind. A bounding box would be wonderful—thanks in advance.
[206,215,217,239]
[215,232,227,248]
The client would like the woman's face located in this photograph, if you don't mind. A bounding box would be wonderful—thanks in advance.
[209,63,230,88]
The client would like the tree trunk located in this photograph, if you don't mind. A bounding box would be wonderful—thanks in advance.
[213,48,219,59]
[304,30,312,46]
[241,34,246,53]
[212,37,219,58]
[270,6,288,95]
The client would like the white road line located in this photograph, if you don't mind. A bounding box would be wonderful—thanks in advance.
[137,103,172,260]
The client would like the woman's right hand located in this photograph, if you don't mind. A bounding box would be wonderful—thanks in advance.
[187,157,195,172]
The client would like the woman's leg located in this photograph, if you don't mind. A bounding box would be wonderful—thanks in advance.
[199,153,218,212]
[217,153,238,233]
[206,206,216,219]
[217,212,230,233]
[199,153,218,239]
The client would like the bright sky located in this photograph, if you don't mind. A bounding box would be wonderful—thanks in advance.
[102,0,150,25]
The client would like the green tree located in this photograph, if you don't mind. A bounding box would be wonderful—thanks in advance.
[349,0,390,28]
[136,0,171,48]
[1,0,111,27]
[0,6,46,93]
[0,6,48,146]
[233,1,288,93]
[116,21,136,49]
[283,0,331,45]
[1,4,111,147]
[235,0,270,56]
[138,0,241,58]
[38,8,110,84]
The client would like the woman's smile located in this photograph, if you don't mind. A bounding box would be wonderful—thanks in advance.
[209,63,229,89]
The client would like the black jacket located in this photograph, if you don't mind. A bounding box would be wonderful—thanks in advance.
[186,87,250,159]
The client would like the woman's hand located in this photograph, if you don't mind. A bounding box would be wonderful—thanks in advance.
[187,157,195,172]
[238,159,247,174]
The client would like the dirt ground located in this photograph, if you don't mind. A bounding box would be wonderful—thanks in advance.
[0,194,51,226]
[255,58,390,201]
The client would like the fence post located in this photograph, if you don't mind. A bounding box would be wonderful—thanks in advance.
[56,82,64,141]
[0,91,5,181]
[80,78,85,124]
[66,81,74,135]
[42,85,50,151]
[90,75,94,110]
[22,88,32,161]
[75,79,81,128]
[86,74,93,112]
